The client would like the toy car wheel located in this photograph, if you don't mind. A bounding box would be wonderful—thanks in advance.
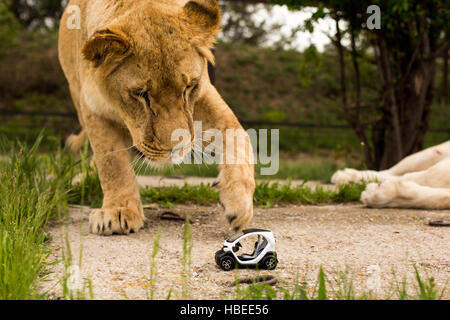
[215,250,223,265]
[219,255,236,271]
[260,254,278,270]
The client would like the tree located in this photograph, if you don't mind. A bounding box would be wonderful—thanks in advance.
[270,0,450,169]
[8,0,67,29]
[220,1,299,48]
[442,28,449,105]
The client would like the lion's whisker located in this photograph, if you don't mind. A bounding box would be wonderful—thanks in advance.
[136,156,147,175]
[132,154,144,169]
[131,153,144,168]
[103,143,138,158]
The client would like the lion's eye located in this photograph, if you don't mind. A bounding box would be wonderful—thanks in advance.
[133,90,154,115]
[186,80,199,91]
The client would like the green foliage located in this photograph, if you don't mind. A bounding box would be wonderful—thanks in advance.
[137,162,220,178]
[334,269,361,300]
[69,164,103,209]
[270,0,449,33]
[267,158,342,181]
[181,219,193,299]
[316,267,328,300]
[60,233,94,300]
[253,181,365,207]
[260,109,287,122]
[0,134,76,299]
[0,0,20,58]
[413,266,443,300]
[148,228,161,300]
[297,45,322,87]
[71,165,366,207]
[220,2,297,48]
[140,183,220,206]
[140,181,366,207]
[233,266,446,300]
[235,282,278,300]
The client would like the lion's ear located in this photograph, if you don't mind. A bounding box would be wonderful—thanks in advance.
[82,27,131,67]
[183,0,221,48]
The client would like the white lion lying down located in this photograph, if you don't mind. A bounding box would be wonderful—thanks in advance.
[331,141,450,209]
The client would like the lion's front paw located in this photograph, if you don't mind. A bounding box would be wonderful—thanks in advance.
[89,207,144,236]
[332,168,391,185]
[331,168,361,185]
[361,180,417,208]
[361,182,387,207]
[219,181,254,231]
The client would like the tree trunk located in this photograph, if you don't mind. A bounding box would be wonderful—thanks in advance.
[333,9,376,169]
[376,34,403,169]
[373,32,437,169]
[442,42,449,105]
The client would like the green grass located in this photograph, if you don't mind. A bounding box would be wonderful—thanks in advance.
[148,228,161,300]
[231,266,446,300]
[140,181,365,208]
[181,219,193,299]
[72,166,366,208]
[253,181,365,207]
[89,154,365,209]
[0,134,76,299]
[60,231,94,300]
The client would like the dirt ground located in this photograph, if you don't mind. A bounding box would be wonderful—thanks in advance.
[42,201,450,300]
[135,176,335,189]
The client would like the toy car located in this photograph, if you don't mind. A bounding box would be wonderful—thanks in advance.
[215,229,278,271]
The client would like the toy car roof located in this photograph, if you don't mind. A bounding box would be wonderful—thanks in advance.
[226,229,272,242]
[242,228,271,234]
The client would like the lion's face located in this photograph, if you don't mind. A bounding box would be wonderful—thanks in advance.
[99,37,205,164]
[82,0,220,163]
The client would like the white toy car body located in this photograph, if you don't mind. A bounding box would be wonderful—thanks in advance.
[215,229,278,271]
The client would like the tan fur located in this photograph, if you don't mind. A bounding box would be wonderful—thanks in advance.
[331,141,450,209]
[59,0,255,235]
[65,129,87,153]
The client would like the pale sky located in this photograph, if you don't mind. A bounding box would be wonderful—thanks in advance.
[220,3,341,52]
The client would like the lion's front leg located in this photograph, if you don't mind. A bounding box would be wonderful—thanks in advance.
[195,86,255,231]
[217,162,255,231]
[82,111,144,236]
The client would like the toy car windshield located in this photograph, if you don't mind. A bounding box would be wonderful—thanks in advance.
[226,228,270,242]
[226,231,244,242]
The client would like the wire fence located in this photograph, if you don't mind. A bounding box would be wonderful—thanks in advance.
[1,110,449,151]
[3,110,450,132]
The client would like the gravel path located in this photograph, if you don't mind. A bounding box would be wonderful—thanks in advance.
[136,176,336,189]
[42,203,450,300]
